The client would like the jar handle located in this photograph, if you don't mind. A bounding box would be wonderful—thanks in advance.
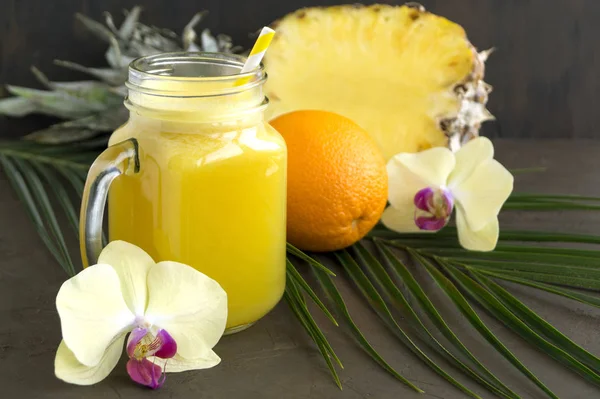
[79,138,140,267]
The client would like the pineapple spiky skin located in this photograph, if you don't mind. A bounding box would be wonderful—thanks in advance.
[264,3,494,159]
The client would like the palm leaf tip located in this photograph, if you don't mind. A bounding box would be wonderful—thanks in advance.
[286,259,339,326]
[312,264,424,393]
[284,285,343,389]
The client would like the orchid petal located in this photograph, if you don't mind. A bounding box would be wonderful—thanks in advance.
[415,215,448,231]
[127,358,164,389]
[452,159,514,231]
[55,335,126,386]
[448,137,495,188]
[145,261,227,360]
[387,147,455,209]
[149,350,221,373]
[414,187,435,211]
[153,329,178,359]
[456,209,500,252]
[56,264,135,366]
[99,240,155,315]
[381,206,421,233]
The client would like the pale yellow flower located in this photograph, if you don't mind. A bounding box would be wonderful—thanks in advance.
[382,137,514,251]
[55,241,227,388]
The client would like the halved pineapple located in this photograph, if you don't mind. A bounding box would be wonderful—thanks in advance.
[264,3,493,159]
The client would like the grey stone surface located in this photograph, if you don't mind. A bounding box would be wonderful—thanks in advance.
[1,139,600,398]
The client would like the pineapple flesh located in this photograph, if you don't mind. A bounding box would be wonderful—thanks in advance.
[264,4,494,159]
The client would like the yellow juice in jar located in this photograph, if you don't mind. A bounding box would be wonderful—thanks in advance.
[108,114,287,330]
[91,53,288,332]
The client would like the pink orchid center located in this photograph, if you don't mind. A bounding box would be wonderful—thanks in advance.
[413,187,454,231]
[126,327,177,390]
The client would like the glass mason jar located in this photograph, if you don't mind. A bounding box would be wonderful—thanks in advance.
[80,52,287,334]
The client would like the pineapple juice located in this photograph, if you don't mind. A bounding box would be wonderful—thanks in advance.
[102,53,287,332]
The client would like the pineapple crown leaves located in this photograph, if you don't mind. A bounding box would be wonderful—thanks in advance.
[0,7,235,145]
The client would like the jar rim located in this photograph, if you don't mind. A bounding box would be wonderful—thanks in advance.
[127,52,266,98]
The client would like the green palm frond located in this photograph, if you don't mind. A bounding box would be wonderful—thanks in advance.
[288,215,600,398]
[0,139,104,275]
[3,7,600,399]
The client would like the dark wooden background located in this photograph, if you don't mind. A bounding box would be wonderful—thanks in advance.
[0,0,598,139]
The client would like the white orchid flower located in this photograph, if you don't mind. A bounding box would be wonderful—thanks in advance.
[55,241,228,389]
[382,137,514,251]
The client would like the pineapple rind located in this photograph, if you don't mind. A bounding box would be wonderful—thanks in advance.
[264,4,493,159]
[443,48,495,152]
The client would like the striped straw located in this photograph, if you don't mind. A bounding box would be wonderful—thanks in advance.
[236,27,275,85]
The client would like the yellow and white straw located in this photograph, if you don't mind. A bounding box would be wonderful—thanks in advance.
[235,27,275,86]
[241,27,276,73]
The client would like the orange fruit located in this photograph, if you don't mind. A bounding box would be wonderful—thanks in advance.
[270,110,388,252]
